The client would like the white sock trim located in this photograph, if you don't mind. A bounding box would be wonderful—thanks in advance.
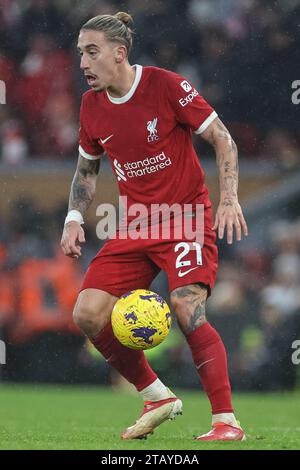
[212,413,239,427]
[139,378,170,402]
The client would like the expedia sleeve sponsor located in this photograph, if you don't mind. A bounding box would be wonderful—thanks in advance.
[179,88,199,107]
[164,69,216,133]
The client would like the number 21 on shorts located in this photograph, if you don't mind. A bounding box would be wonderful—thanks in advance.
[174,242,202,277]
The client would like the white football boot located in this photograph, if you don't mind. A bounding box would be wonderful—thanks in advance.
[121,389,183,440]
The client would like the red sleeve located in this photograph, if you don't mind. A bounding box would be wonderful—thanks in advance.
[164,70,218,133]
[78,97,104,160]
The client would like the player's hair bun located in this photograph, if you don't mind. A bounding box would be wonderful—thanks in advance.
[115,11,133,28]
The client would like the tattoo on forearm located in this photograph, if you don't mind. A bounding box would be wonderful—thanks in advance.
[207,120,239,204]
[69,156,100,214]
[224,160,231,172]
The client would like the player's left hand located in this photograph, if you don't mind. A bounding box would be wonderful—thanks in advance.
[212,198,248,244]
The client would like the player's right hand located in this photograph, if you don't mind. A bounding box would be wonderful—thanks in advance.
[61,221,86,259]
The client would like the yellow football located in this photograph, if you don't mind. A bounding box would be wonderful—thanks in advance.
[111,289,172,350]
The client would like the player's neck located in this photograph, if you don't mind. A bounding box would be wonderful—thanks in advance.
[107,63,136,98]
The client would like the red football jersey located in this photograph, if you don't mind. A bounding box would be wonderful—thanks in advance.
[79,65,217,209]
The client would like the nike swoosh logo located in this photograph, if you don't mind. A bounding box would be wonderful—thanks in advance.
[100,134,113,145]
[105,355,114,363]
[145,404,155,411]
[196,358,215,370]
[178,267,198,277]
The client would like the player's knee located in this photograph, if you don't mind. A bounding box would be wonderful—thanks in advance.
[73,291,115,336]
[73,303,104,335]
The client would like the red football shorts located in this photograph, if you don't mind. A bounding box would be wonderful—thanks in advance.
[81,204,218,297]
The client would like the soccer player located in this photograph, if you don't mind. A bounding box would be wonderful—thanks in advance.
[61,12,248,441]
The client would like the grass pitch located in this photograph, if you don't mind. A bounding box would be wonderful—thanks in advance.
[0,384,299,450]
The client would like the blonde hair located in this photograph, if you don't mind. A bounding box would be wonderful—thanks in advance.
[81,12,134,55]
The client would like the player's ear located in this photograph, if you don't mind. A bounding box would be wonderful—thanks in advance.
[115,45,127,63]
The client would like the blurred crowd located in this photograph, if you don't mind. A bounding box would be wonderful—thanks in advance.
[0,0,299,168]
[0,197,299,390]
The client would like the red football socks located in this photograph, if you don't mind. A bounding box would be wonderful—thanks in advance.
[91,322,157,391]
[91,320,233,414]
[186,322,233,414]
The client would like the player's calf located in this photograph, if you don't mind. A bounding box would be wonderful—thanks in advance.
[171,283,238,429]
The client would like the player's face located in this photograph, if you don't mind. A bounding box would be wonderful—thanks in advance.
[77,30,120,92]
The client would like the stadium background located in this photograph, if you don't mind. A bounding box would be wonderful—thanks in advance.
[0,0,300,396]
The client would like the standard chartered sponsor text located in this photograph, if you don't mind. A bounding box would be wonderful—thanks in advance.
[122,152,172,178]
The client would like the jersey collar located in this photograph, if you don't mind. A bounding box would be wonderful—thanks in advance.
[106,64,142,104]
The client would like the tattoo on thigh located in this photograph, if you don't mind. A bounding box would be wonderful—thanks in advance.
[171,287,201,299]
[171,284,208,334]
[171,284,208,303]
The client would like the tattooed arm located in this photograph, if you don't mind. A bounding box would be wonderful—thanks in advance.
[61,155,100,258]
[200,117,248,244]
[69,155,100,214]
